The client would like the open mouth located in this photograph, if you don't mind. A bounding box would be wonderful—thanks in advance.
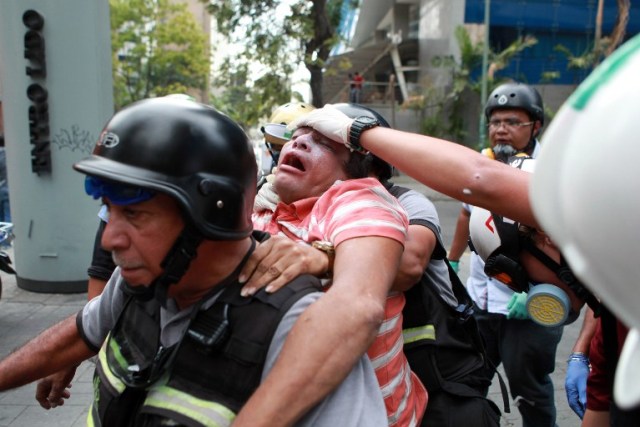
[281,153,306,171]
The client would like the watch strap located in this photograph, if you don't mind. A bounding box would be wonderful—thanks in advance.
[348,116,378,153]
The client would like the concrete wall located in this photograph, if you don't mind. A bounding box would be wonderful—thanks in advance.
[0,0,113,292]
[418,0,466,91]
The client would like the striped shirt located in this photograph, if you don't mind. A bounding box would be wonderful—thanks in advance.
[253,177,428,427]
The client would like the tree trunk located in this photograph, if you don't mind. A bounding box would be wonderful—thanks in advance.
[595,0,603,56]
[306,0,332,107]
[309,66,324,107]
[606,0,630,56]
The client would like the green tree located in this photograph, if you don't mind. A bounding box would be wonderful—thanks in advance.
[555,0,630,73]
[408,26,537,146]
[110,0,210,108]
[203,0,346,126]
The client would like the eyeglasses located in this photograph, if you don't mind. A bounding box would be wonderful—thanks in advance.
[487,119,534,130]
[85,176,156,206]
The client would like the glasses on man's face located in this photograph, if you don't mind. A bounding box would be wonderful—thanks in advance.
[487,119,534,131]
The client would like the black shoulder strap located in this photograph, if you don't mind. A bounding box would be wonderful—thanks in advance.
[522,238,601,314]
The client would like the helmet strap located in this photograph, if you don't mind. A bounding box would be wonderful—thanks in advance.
[152,224,204,307]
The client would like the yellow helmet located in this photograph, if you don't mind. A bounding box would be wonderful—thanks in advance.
[262,102,315,146]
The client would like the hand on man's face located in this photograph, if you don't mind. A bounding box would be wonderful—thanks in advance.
[274,127,350,204]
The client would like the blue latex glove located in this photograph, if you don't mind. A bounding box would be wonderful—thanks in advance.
[449,260,460,273]
[565,353,590,419]
[506,292,529,319]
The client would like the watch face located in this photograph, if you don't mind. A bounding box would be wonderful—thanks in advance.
[356,116,378,126]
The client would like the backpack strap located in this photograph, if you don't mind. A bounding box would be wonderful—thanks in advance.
[387,182,510,412]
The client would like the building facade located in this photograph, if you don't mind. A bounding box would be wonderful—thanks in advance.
[325,0,639,143]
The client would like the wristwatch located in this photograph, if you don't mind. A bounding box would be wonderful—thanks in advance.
[348,116,379,153]
[311,240,335,278]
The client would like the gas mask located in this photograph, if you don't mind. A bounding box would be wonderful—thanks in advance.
[469,207,597,327]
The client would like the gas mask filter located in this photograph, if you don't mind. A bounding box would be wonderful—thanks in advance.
[469,207,573,327]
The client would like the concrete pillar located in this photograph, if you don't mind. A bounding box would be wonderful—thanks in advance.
[418,0,466,89]
[0,0,113,293]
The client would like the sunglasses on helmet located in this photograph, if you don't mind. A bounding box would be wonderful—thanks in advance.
[85,176,156,206]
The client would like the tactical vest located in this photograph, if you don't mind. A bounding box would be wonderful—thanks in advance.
[88,275,320,427]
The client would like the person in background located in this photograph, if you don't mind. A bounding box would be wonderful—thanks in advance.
[350,71,364,103]
[261,102,316,169]
[446,83,564,426]
[566,305,640,426]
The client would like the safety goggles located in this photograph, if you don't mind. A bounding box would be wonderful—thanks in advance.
[85,176,156,206]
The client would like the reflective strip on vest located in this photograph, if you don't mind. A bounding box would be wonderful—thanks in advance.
[87,404,97,427]
[98,335,127,394]
[87,339,127,426]
[143,385,236,427]
[402,324,436,344]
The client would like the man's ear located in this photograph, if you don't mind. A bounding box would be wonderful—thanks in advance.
[533,120,542,137]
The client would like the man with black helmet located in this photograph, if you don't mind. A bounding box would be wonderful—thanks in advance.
[446,83,566,426]
[0,97,388,426]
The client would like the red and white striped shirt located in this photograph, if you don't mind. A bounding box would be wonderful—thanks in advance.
[253,177,428,427]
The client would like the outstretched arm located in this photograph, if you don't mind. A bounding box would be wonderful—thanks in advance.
[0,315,94,391]
[361,127,535,226]
[291,107,536,227]
[233,236,402,426]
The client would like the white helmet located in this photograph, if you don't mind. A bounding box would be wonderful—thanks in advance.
[531,34,640,408]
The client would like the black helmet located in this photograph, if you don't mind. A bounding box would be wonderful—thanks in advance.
[332,103,394,181]
[74,97,257,241]
[485,83,544,126]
